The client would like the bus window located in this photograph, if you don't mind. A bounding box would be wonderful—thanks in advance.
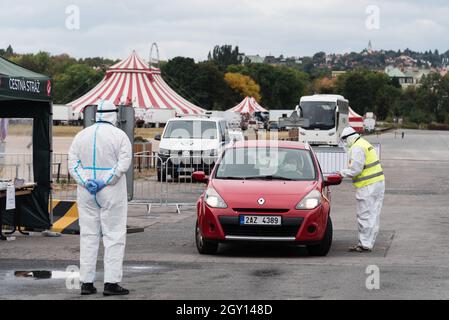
[299,102,336,130]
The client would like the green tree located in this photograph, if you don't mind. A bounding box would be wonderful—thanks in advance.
[374,85,401,120]
[194,61,235,110]
[336,71,373,115]
[232,63,308,109]
[224,72,261,102]
[161,58,233,110]
[53,64,104,104]
[209,45,242,69]
[436,75,449,123]
[416,73,440,122]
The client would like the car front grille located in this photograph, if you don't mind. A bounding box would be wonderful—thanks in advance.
[233,208,290,213]
[219,216,303,238]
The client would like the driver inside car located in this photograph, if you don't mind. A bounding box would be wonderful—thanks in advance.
[278,152,304,178]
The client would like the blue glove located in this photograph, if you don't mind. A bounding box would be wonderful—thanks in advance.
[93,179,106,192]
[85,180,98,195]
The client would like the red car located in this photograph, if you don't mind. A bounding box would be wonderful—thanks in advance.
[193,140,342,256]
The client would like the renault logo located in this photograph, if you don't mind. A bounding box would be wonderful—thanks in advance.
[258,198,265,205]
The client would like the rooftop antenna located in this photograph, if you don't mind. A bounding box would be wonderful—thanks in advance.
[149,42,160,68]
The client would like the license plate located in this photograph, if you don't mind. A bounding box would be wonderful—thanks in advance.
[240,215,282,226]
[177,167,194,173]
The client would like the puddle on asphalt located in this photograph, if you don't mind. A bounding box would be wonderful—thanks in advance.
[252,269,283,278]
[14,270,80,280]
[13,265,165,280]
[126,265,167,272]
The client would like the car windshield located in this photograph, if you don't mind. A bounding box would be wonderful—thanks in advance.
[299,101,336,130]
[163,120,217,139]
[215,147,316,181]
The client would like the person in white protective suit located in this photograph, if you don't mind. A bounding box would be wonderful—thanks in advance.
[69,100,132,295]
[338,127,385,253]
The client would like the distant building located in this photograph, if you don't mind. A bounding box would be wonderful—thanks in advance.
[404,68,432,86]
[244,55,265,64]
[331,71,346,79]
[385,66,433,89]
[362,40,374,55]
[385,66,414,88]
[264,56,277,64]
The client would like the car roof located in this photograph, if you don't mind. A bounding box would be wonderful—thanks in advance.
[300,94,348,103]
[168,116,225,122]
[230,140,311,150]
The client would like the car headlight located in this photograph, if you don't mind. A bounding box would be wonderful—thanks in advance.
[159,148,170,155]
[296,190,322,210]
[205,187,227,208]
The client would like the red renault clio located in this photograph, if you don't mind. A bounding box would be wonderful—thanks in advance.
[193,140,342,256]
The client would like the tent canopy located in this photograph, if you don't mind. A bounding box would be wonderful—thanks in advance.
[349,107,363,121]
[228,96,268,114]
[0,55,52,230]
[68,51,205,115]
[349,107,363,132]
[0,56,52,102]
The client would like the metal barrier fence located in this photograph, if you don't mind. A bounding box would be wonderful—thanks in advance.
[162,156,217,207]
[313,143,381,174]
[52,153,76,201]
[0,153,34,182]
[1,145,381,212]
[132,152,163,206]
[50,153,214,211]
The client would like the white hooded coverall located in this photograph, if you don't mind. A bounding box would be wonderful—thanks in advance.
[69,100,132,283]
[340,144,385,250]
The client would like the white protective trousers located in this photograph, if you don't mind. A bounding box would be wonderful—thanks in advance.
[69,101,132,283]
[355,180,385,249]
[340,144,385,249]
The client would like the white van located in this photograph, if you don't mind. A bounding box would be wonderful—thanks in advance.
[155,117,230,181]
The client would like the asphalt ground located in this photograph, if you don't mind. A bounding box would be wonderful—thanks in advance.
[1,129,449,299]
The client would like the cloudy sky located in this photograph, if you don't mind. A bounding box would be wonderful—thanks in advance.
[0,0,448,61]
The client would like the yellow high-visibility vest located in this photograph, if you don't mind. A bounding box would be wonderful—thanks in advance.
[349,138,385,188]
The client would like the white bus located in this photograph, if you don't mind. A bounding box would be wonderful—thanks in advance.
[295,94,349,146]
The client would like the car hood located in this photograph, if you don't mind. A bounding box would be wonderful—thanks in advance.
[211,179,319,209]
[159,139,220,151]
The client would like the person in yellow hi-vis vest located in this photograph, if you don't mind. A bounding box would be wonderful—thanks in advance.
[338,127,385,253]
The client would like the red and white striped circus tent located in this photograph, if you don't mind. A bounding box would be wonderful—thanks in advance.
[68,51,205,115]
[349,107,364,133]
[227,96,268,114]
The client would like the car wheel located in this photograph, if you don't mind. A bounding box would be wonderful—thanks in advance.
[157,169,167,182]
[306,216,333,256]
[195,221,218,255]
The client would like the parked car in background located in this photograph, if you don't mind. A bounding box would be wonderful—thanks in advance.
[155,117,231,181]
[193,140,342,256]
[228,130,245,143]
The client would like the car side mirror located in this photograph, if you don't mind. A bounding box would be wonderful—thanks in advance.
[192,171,209,183]
[324,174,342,186]
[154,134,161,141]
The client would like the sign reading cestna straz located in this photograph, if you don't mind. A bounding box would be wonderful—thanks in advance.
[8,77,41,94]
[0,76,51,99]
